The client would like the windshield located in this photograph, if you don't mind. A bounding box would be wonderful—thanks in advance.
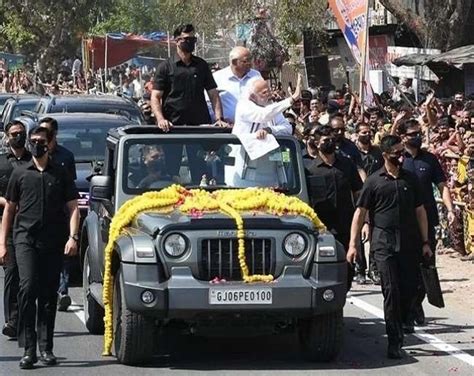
[123,137,301,194]
[57,124,109,162]
[11,102,37,120]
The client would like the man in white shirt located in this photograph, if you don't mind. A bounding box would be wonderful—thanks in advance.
[226,75,302,187]
[233,74,302,138]
[212,46,261,123]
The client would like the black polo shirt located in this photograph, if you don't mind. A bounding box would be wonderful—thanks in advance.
[304,153,363,238]
[402,149,446,226]
[0,150,31,216]
[154,55,217,125]
[357,167,424,253]
[50,144,77,180]
[5,160,79,250]
[337,138,364,169]
[357,144,384,176]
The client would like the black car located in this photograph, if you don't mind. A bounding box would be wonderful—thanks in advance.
[14,112,134,215]
[0,93,14,113]
[33,94,145,124]
[0,94,40,129]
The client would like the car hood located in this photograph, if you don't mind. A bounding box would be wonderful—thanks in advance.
[133,210,316,237]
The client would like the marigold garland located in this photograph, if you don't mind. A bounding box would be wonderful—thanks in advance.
[101,185,325,356]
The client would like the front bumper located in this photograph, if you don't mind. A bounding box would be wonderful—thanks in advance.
[120,262,347,319]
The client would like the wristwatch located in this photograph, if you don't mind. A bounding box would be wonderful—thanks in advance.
[69,234,79,242]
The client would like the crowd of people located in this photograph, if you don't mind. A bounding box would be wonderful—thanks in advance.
[0,21,472,367]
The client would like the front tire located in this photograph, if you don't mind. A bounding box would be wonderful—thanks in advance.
[298,309,343,362]
[113,268,155,365]
[83,248,104,334]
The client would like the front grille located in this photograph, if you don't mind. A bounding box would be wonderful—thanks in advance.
[200,239,274,281]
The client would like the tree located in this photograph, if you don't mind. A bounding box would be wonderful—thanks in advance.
[379,0,474,51]
[0,0,329,74]
[0,0,112,74]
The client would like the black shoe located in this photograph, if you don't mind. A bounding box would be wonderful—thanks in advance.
[387,344,403,359]
[355,273,367,285]
[19,354,38,369]
[414,305,426,326]
[2,323,17,338]
[368,270,381,285]
[39,351,57,366]
[403,323,415,334]
[58,294,71,312]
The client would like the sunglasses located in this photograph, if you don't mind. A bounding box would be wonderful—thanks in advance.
[30,139,48,146]
[406,131,421,138]
[333,127,345,133]
[9,131,25,137]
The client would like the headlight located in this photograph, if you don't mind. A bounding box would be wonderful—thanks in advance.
[283,233,307,257]
[163,233,187,257]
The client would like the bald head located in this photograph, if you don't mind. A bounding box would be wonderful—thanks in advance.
[229,46,250,63]
[229,46,252,78]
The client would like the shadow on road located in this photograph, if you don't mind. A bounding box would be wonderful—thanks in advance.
[124,316,420,371]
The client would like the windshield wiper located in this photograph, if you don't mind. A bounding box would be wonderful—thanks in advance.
[184,184,240,191]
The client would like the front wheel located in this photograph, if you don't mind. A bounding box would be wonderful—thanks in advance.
[298,309,343,362]
[83,248,104,334]
[113,268,156,365]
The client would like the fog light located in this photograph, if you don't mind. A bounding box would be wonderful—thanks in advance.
[323,289,335,302]
[141,290,155,304]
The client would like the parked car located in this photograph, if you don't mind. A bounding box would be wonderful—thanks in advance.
[0,94,40,130]
[33,94,146,124]
[0,93,14,113]
[14,112,134,216]
[82,126,347,365]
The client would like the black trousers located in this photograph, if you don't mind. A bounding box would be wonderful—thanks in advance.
[15,243,62,354]
[414,225,437,309]
[374,249,420,345]
[3,237,19,327]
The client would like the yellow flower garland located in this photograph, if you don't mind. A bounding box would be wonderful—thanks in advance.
[101,185,325,356]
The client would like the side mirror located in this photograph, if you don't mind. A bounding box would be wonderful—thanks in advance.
[90,175,112,201]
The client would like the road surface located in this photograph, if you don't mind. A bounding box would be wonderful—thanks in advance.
[1,269,473,376]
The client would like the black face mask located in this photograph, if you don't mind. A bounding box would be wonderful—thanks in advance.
[406,136,422,149]
[319,139,336,155]
[148,158,166,172]
[179,39,196,54]
[9,132,26,149]
[334,133,344,142]
[358,134,371,145]
[27,141,48,158]
[388,154,404,168]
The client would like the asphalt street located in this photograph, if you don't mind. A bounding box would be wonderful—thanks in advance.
[1,269,473,376]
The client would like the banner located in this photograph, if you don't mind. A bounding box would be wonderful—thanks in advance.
[329,0,374,107]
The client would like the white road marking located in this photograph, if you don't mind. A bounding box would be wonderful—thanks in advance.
[348,295,474,367]
[67,302,85,325]
[65,291,474,367]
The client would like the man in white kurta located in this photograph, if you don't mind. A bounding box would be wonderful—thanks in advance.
[227,76,302,187]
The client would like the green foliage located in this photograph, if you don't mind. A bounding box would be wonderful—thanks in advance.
[0,0,328,72]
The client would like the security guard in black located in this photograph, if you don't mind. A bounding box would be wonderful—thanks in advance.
[347,135,432,359]
[0,126,79,368]
[0,121,31,339]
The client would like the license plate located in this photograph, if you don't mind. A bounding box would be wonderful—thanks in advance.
[209,288,272,305]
